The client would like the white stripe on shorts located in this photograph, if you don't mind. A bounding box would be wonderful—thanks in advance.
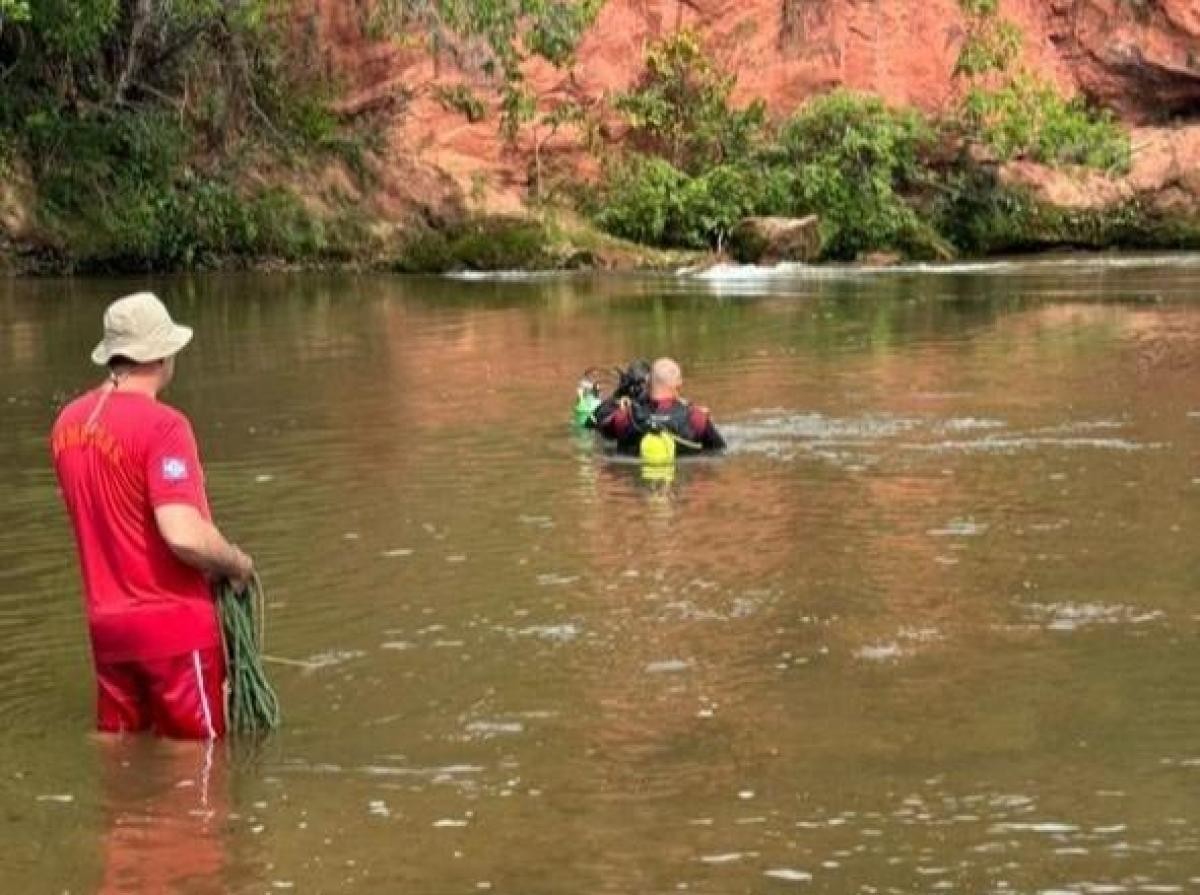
[192,650,216,740]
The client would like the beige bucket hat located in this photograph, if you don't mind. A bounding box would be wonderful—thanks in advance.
[91,292,193,365]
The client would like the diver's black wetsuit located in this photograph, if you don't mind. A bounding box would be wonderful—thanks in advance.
[595,396,726,455]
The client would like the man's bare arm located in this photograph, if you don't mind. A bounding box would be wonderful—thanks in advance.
[154,504,253,586]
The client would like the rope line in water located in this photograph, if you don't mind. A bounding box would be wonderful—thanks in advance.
[218,573,281,735]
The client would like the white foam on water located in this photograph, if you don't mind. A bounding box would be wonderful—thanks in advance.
[445,270,574,281]
[535,573,579,586]
[909,436,1152,454]
[1024,601,1166,631]
[855,642,904,662]
[361,763,483,778]
[937,417,1007,432]
[764,869,813,882]
[645,658,693,674]
[683,253,1200,286]
[900,627,944,643]
[928,518,989,537]
[299,649,366,671]
[517,623,581,642]
[724,411,1156,466]
[726,412,924,443]
[989,821,1079,834]
[699,852,748,864]
[464,720,525,736]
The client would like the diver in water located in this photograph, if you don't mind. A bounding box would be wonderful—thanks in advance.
[580,357,726,460]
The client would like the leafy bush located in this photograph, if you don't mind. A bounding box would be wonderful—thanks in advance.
[954,19,1023,77]
[0,0,30,24]
[930,167,1200,255]
[0,0,380,268]
[595,88,946,257]
[614,29,766,175]
[779,90,935,259]
[451,217,550,268]
[14,105,341,270]
[958,0,998,15]
[370,0,604,140]
[592,31,1139,261]
[593,156,789,249]
[395,217,553,272]
[434,84,488,123]
[593,156,689,245]
[949,0,1129,175]
[676,165,792,250]
[960,73,1131,172]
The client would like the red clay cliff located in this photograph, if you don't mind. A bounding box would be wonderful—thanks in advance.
[292,0,1200,221]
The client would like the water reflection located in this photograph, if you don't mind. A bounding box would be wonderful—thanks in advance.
[3,261,1200,893]
[95,737,229,895]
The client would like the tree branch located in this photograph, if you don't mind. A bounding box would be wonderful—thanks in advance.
[114,0,153,105]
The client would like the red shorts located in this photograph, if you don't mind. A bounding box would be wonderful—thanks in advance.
[95,647,226,739]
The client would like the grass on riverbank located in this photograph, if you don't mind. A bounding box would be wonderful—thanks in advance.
[392,211,699,274]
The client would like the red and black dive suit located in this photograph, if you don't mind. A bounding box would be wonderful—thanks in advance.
[593,395,726,455]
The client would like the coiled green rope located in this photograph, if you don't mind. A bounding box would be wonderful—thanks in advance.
[218,574,281,735]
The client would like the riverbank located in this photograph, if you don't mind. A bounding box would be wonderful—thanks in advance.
[3,2,1199,278]
[0,190,699,276]
[5,91,1198,278]
[4,190,1198,278]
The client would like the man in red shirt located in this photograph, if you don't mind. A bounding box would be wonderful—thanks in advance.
[51,292,253,739]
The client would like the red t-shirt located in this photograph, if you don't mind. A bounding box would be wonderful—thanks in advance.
[51,389,220,662]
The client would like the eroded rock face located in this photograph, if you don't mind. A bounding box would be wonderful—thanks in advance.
[1036,0,1200,122]
[1000,125,1200,212]
[296,0,1200,221]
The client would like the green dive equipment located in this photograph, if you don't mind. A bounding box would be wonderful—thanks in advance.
[572,377,602,427]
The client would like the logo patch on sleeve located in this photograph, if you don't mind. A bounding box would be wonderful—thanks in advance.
[161,457,189,482]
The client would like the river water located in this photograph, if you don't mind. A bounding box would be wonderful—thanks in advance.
[2,259,1200,893]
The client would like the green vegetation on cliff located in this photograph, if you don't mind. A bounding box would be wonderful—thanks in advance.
[1,1,1191,273]
[588,25,1143,262]
[370,0,603,141]
[952,0,1129,172]
[0,0,378,270]
[0,0,612,272]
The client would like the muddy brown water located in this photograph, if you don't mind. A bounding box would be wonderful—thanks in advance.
[2,260,1200,893]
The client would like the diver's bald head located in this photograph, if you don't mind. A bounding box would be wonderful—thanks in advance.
[650,357,682,399]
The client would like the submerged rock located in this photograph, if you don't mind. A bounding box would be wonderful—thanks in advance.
[858,251,904,267]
